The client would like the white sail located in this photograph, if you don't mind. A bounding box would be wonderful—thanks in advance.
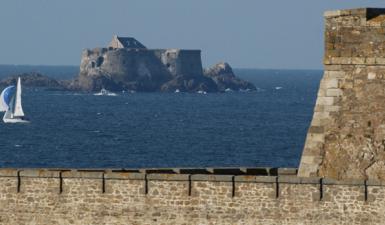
[3,108,12,121]
[0,85,15,112]
[3,96,14,121]
[13,77,24,117]
[0,88,7,112]
[3,103,13,122]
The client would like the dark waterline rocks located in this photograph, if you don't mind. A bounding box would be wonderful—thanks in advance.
[0,73,66,90]
[69,59,255,93]
[2,64,255,93]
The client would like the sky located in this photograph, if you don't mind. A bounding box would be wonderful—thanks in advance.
[0,1,384,69]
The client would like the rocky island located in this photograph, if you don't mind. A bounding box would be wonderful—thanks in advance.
[68,36,256,92]
[0,36,255,93]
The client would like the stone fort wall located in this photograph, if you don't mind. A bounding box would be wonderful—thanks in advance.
[298,8,385,180]
[80,47,203,82]
[1,168,385,225]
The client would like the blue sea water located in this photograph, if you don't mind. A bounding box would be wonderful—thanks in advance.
[0,68,322,169]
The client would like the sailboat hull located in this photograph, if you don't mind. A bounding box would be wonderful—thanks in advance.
[3,117,29,123]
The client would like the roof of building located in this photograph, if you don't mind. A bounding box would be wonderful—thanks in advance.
[115,36,146,49]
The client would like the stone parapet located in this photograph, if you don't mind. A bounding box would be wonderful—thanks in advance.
[0,168,385,224]
[0,168,383,188]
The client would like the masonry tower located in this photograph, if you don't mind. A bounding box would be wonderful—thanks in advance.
[299,8,385,180]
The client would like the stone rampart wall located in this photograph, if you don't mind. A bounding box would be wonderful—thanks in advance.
[299,8,385,180]
[0,168,385,224]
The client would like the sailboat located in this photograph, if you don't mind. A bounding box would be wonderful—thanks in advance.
[0,77,29,123]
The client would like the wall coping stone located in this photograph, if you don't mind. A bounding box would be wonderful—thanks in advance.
[322,178,365,185]
[0,169,20,177]
[104,172,145,180]
[278,176,301,184]
[147,174,190,181]
[323,8,382,18]
[190,174,234,182]
[19,170,60,178]
[277,168,298,176]
[61,171,104,179]
[366,180,384,186]
[299,177,322,184]
[2,168,385,186]
[243,176,277,183]
[0,167,292,176]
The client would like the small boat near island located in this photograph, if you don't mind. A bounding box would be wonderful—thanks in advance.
[94,88,118,96]
[197,90,207,95]
[0,77,29,123]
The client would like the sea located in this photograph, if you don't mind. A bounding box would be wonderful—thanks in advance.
[0,65,322,169]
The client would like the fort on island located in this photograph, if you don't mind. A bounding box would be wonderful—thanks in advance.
[3,8,385,225]
[71,35,255,92]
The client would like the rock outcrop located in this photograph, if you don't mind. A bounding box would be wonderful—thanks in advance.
[203,62,256,91]
[160,75,218,92]
[0,73,65,90]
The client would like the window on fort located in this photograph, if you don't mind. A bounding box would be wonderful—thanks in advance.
[166,63,171,68]
[91,62,95,68]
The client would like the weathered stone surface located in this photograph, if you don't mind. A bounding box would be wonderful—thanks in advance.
[299,8,385,180]
[0,169,383,224]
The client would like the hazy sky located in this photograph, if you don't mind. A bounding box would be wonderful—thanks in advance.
[0,1,384,69]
